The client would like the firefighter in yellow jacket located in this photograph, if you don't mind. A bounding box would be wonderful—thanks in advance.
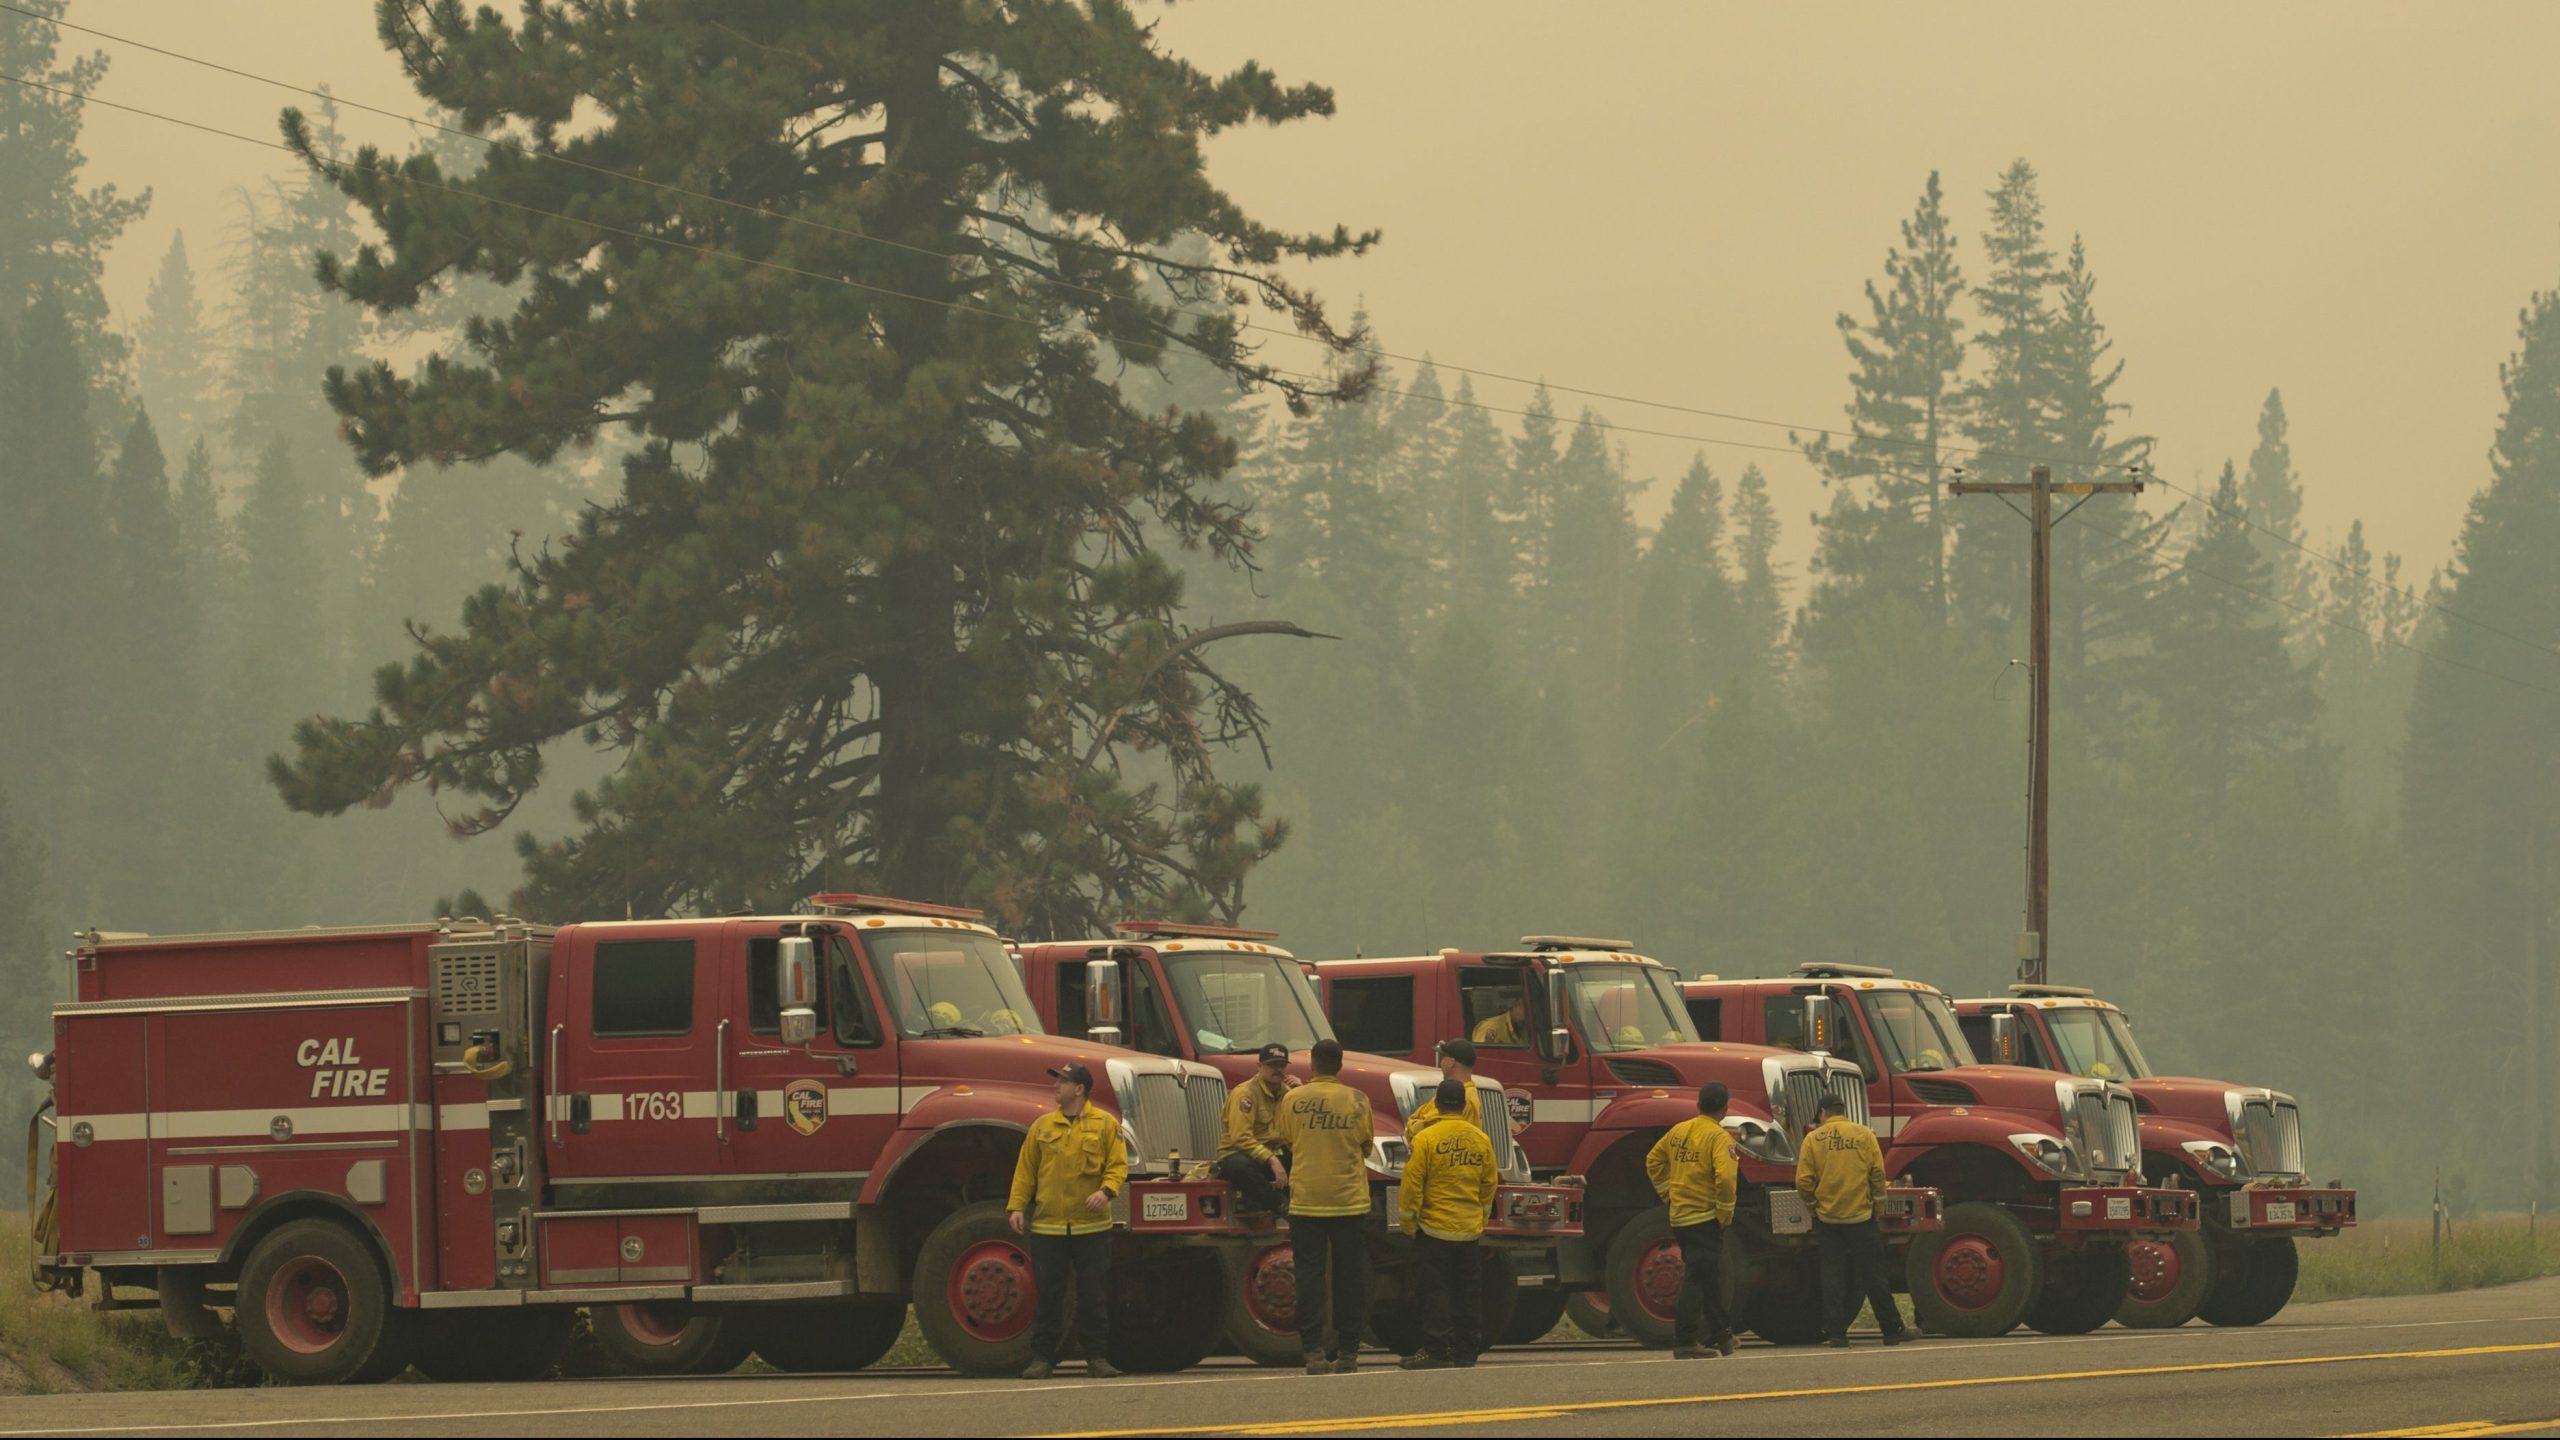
[1796,1092,1909,1346]
[1007,1062,1129,1379]
[1404,1037,1486,1136]
[1645,1081,1739,1357]
[1216,1042,1296,1212]
[1398,1077,1499,1368]
[1275,1038,1375,1374]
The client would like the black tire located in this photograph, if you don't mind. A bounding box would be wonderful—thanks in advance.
[1367,1299,1422,1356]
[1107,1250,1220,1373]
[235,1219,409,1386]
[912,1201,1056,1377]
[1218,1242,1303,1367]
[2026,1246,2129,1335]
[1564,1290,1619,1340]
[1502,1286,1569,1344]
[410,1307,576,1383]
[2116,1230,2212,1329]
[1907,1201,2044,1339]
[1600,1208,1685,1350]
[752,1300,908,1374]
[2198,1235,2298,1327]
[1473,1250,1520,1355]
[1723,1212,1823,1346]
[589,1302,754,1375]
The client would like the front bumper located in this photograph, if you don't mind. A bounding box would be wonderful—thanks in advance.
[1761,1184,1942,1237]
[1120,1178,1257,1238]
[2058,1184,2199,1234]
[1376,1179,1587,1245]
[2224,1184,2356,1235]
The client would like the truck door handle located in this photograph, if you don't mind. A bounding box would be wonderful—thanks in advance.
[548,1024,565,1145]
[716,1020,730,1142]
[570,1093,592,1134]
[735,1089,759,1131]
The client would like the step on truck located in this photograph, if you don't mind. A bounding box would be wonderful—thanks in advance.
[1309,938,1942,1350]
[1011,921,1584,1364]
[1951,985,2355,1328]
[1685,963,2200,1338]
[26,895,1255,1384]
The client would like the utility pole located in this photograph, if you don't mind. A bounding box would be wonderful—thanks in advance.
[1949,463,2145,985]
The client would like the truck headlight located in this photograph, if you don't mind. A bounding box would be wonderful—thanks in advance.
[2008,1133,2075,1176]
[2182,1140,2246,1182]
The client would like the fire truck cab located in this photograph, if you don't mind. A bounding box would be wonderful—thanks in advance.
[1685,964,2200,1338]
[29,897,1248,1384]
[1952,985,2354,1328]
[1011,921,1583,1363]
[1310,939,1940,1349]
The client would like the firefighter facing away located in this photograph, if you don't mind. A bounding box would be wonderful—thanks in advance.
[1404,1037,1485,1135]
[1275,1037,1376,1374]
[1399,1077,1500,1368]
[1646,1080,1739,1358]
[1797,1092,1911,1347]
[1008,1062,1129,1379]
[1215,1041,1296,1212]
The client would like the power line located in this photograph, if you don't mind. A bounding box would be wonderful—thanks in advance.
[26,1,2556,675]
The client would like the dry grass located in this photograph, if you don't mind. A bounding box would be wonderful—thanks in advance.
[0,1211,191,1395]
[2294,1214,2560,1303]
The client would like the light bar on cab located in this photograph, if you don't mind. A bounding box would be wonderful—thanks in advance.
[804,892,988,922]
[1113,919,1282,942]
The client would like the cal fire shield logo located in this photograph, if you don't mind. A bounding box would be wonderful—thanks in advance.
[783,1080,828,1136]
[1503,1087,1534,1138]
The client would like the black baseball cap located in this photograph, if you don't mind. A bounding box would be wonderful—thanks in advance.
[1818,1092,1849,1115]
[1049,1063,1095,1089]
[1435,1077,1469,1111]
[1434,1037,1477,1068]
[1256,1042,1291,1066]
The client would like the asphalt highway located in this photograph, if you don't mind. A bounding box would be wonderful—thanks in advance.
[5,1278,2557,1438]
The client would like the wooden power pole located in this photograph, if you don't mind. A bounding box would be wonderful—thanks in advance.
[1949,463,2145,985]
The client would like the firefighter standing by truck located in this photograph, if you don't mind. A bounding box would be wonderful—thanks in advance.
[1277,1037,1376,1374]
[1399,1077,1500,1369]
[1216,1042,1297,1212]
[1645,1081,1740,1358]
[1009,1062,1129,1379]
[1797,1092,1911,1348]
[1404,1037,1486,1135]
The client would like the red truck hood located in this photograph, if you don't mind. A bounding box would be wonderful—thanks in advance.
[1905,1063,2078,1122]
[902,1034,1142,1089]
[2128,1076,2244,1135]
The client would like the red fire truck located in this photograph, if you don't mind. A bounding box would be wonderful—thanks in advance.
[1683,964,2200,1338]
[1950,985,2355,1328]
[1011,921,1583,1364]
[1308,939,1942,1350]
[26,897,1255,1384]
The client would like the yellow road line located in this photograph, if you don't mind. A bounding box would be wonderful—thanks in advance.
[2343,1424,2560,1439]
[1039,1340,2560,1438]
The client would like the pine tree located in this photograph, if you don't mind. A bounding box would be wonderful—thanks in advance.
[1953,159,2061,630]
[137,233,219,458]
[2040,236,2160,731]
[1729,464,1787,672]
[1439,376,1515,619]
[269,2,1373,931]
[0,0,147,370]
[1545,412,1638,701]
[2241,388,2315,642]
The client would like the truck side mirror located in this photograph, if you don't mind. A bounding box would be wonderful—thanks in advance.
[1084,957,1124,1046]
[1537,970,1571,1064]
[1988,1012,2020,1065]
[1801,995,1836,1056]
[777,935,818,1046]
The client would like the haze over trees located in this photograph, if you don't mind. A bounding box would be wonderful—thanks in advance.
[0,4,2549,1213]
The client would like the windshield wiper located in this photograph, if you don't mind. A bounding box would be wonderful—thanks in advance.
[917,1024,986,1039]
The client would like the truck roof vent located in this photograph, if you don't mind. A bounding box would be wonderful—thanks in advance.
[803,892,987,921]
[1112,920,1282,942]
[1793,962,1896,980]
[1520,935,1634,953]
[2007,983,2096,998]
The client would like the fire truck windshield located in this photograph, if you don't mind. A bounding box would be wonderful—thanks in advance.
[2041,1006,2153,1080]
[1857,989,1976,1074]
[866,930,1046,1038]
[1160,951,1331,1055]
[1560,964,1697,1052]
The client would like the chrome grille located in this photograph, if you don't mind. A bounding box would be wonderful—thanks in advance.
[1116,1071,1191,1168]
[2065,1083,2139,1180]
[1183,1072,1227,1162]
[1821,1065,1871,1127]
[1764,1057,1867,1161]
[2234,1095,2306,1179]
[1474,1076,1523,1179]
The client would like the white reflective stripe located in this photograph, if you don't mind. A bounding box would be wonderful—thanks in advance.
[827,1087,902,1117]
[61,1105,412,1142]
[1531,1098,1601,1124]
[900,1086,938,1113]
[53,1114,146,1142]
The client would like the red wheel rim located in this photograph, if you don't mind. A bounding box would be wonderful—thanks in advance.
[2126,1238,2183,1304]
[1240,1245,1299,1336]
[1584,1291,1612,1316]
[1933,1234,2008,1312]
[265,1256,352,1355]
[615,1302,695,1347]
[950,1237,1036,1344]
[1630,1237,1686,1324]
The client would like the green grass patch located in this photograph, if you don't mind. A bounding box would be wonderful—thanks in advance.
[2295,1214,2560,1302]
[0,1211,192,1394]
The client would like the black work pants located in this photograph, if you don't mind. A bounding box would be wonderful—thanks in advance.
[1218,1145,1291,1213]
[1028,1229,1111,1364]
[1814,1217,1903,1340]
[1673,1220,1730,1347]
[1412,1233,1482,1361]
[1290,1213,1369,1361]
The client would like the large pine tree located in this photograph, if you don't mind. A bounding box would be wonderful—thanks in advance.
[0,0,146,370]
[137,234,218,459]
[270,2,1371,930]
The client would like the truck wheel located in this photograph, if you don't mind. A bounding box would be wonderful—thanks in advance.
[1740,1251,1828,1346]
[1473,1250,1520,1354]
[409,1307,574,1382]
[1108,1250,1219,1373]
[1564,1291,1619,1339]
[1218,1242,1303,1367]
[236,1219,410,1385]
[1367,1299,1424,1356]
[2116,1230,2211,1329]
[752,1300,908,1373]
[2026,1245,2129,1335]
[1600,1209,1685,1349]
[1503,1286,1569,1344]
[2198,1236,2297,1327]
[589,1302,754,1375]
[913,1201,1056,1377]
[1908,1201,2043,1338]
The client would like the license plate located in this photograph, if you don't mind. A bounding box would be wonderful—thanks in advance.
[1141,1192,1189,1223]
[2266,1201,2297,1224]
[2105,1197,2131,1221]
